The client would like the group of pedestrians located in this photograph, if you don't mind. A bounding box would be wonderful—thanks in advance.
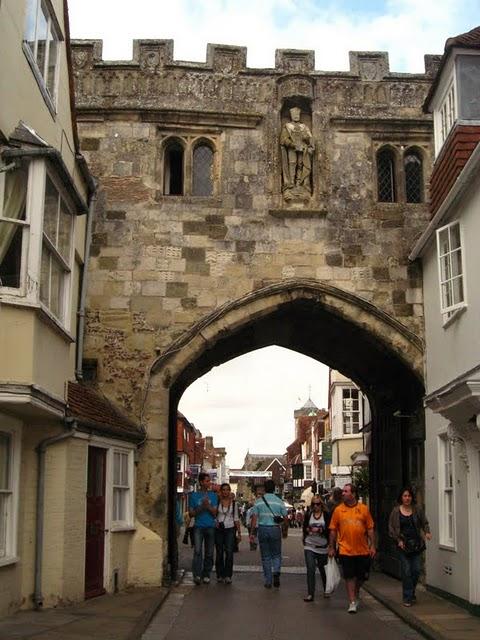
[187,475,431,612]
[187,472,241,585]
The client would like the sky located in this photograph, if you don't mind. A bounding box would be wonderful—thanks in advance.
[178,347,330,468]
[67,0,479,73]
[67,1,478,466]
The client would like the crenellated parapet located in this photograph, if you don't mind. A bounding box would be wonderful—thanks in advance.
[71,39,441,119]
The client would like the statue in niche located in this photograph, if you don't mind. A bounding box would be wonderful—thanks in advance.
[280,106,314,202]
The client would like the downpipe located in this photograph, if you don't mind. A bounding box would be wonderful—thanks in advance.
[33,419,78,610]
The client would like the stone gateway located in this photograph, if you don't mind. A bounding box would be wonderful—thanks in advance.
[71,38,440,582]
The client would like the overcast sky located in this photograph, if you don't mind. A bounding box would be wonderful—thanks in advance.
[67,1,478,467]
[68,0,478,72]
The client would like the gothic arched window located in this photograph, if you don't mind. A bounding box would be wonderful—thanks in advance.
[164,139,184,195]
[377,147,396,202]
[404,149,423,203]
[192,143,214,196]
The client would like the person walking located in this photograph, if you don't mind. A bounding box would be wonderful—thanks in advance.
[327,486,343,513]
[388,486,431,607]
[188,472,219,585]
[328,483,375,614]
[215,482,241,584]
[249,479,287,589]
[302,495,331,602]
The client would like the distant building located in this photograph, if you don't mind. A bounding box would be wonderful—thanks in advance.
[328,370,370,488]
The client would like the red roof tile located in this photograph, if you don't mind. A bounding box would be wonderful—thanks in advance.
[67,382,144,441]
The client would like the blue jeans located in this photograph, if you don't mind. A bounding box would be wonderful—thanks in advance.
[399,550,421,602]
[192,527,215,579]
[258,525,282,586]
[215,526,235,578]
[304,550,328,597]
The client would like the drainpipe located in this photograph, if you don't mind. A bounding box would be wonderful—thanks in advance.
[34,419,78,610]
[75,180,97,381]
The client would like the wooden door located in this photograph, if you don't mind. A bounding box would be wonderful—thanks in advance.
[85,446,106,598]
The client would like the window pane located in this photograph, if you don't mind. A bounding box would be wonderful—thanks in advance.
[24,0,38,54]
[452,276,464,306]
[40,248,50,306]
[458,55,480,120]
[450,223,461,250]
[46,24,59,97]
[0,493,8,558]
[451,249,462,278]
[405,152,423,203]
[43,176,58,245]
[0,222,23,288]
[192,145,213,196]
[438,228,450,256]
[3,165,28,221]
[113,453,121,485]
[58,200,72,261]
[377,148,396,202]
[50,257,63,318]
[0,433,11,490]
[35,3,48,78]
[121,454,128,485]
[440,255,451,282]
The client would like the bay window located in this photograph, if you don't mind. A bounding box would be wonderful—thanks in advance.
[0,164,29,289]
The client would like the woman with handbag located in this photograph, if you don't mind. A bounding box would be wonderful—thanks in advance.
[215,483,241,584]
[388,486,432,606]
[302,495,331,602]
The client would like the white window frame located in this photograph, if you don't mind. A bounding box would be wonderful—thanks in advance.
[0,160,76,333]
[111,448,134,530]
[304,462,312,480]
[0,420,22,567]
[39,169,75,326]
[0,165,31,295]
[436,220,466,320]
[342,387,361,435]
[438,434,456,549]
[434,74,457,156]
[22,0,63,112]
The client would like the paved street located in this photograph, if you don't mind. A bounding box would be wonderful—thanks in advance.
[143,573,422,640]
[163,527,422,640]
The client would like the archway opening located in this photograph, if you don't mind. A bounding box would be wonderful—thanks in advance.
[161,293,424,580]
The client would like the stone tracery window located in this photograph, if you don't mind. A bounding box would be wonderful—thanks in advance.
[404,149,423,203]
[162,136,216,197]
[192,143,214,196]
[377,147,396,202]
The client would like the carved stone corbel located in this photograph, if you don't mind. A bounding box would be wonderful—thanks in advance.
[447,419,480,472]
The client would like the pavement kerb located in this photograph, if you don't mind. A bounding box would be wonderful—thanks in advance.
[126,570,185,640]
[126,588,170,640]
[363,582,449,640]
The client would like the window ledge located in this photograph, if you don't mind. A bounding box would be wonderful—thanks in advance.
[155,194,222,206]
[442,304,467,329]
[0,556,19,568]
[438,543,457,552]
[111,525,136,533]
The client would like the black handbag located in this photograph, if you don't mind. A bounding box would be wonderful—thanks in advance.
[262,496,284,525]
[404,537,426,554]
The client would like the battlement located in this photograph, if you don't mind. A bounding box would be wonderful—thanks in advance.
[71,39,442,78]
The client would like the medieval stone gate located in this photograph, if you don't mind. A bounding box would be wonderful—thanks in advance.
[71,38,438,581]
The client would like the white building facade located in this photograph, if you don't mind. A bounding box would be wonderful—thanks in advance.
[410,26,480,612]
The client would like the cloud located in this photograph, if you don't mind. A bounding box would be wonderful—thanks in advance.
[68,0,477,72]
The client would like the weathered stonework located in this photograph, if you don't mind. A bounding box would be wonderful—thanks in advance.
[72,39,440,579]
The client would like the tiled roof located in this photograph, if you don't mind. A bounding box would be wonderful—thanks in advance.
[424,25,480,112]
[67,382,144,442]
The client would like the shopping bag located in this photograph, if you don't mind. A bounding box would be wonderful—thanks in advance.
[325,557,341,594]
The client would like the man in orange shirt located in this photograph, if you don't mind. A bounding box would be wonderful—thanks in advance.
[328,483,376,614]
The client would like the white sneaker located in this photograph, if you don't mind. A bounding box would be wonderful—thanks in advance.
[216,577,224,583]
[224,577,232,584]
[348,601,358,614]
[202,577,210,584]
